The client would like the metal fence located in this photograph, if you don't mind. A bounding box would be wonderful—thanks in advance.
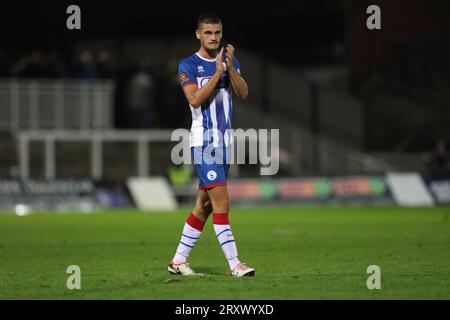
[16,126,391,181]
[0,79,114,131]
[16,130,278,180]
[16,130,171,180]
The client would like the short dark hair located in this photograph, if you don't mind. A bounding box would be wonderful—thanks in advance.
[197,13,222,29]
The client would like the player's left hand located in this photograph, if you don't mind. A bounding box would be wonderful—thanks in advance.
[225,44,235,70]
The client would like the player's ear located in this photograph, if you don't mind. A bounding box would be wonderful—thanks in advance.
[195,29,201,40]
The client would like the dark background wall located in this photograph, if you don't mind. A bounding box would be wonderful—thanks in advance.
[1,0,449,153]
[1,1,345,63]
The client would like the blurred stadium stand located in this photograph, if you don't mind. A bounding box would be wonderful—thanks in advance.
[0,0,448,210]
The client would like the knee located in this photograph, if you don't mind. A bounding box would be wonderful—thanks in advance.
[213,198,230,213]
[193,202,213,220]
[203,200,213,215]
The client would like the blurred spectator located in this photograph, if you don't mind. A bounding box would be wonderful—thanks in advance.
[157,57,190,129]
[13,50,49,78]
[112,54,134,129]
[124,67,156,128]
[425,138,449,174]
[70,49,98,80]
[168,164,193,186]
[46,50,66,78]
[96,49,116,79]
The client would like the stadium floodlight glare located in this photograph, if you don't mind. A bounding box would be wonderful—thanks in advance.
[15,204,30,216]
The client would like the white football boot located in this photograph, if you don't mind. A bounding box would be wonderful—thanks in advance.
[168,260,204,276]
[230,263,256,277]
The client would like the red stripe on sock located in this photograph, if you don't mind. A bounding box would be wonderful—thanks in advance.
[213,212,229,225]
[186,212,205,231]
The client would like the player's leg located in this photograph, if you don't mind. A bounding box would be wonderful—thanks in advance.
[207,185,255,277]
[168,190,212,276]
[191,145,254,276]
[192,189,213,221]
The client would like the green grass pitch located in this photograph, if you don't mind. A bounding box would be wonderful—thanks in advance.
[0,206,449,299]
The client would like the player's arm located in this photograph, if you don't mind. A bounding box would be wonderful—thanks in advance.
[182,48,225,109]
[225,45,248,100]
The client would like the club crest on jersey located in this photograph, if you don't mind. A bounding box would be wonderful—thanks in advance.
[180,72,188,82]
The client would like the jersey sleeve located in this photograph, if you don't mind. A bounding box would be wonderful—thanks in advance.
[232,57,241,74]
[178,60,197,88]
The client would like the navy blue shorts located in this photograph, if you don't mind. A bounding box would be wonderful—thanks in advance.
[191,146,230,190]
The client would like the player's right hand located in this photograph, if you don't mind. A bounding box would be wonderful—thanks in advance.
[215,48,225,75]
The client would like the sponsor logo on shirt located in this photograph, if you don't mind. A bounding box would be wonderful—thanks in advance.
[199,77,211,87]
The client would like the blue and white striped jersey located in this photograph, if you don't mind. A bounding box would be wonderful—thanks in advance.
[178,52,241,148]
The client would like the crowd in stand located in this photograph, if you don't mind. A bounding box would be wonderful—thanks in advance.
[0,48,190,130]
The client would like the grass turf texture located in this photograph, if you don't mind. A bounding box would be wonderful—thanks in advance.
[0,206,449,299]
